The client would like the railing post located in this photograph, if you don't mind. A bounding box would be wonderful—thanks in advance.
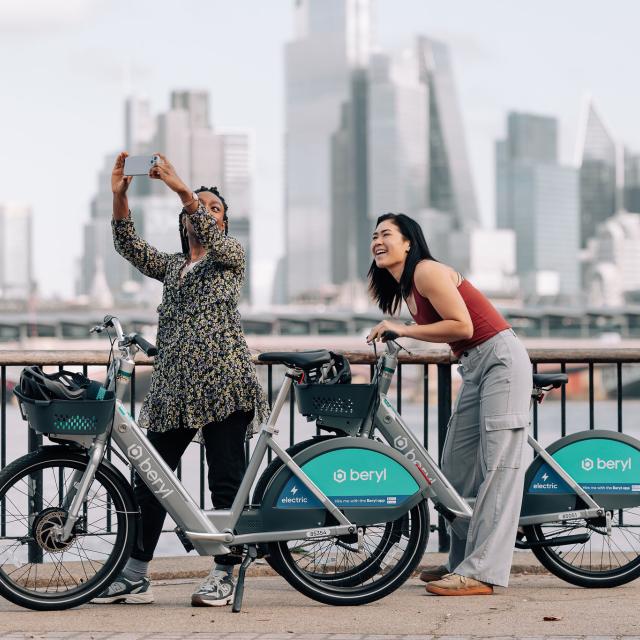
[1,366,6,535]
[437,363,452,553]
[27,424,43,564]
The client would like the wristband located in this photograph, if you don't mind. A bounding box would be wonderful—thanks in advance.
[181,192,199,209]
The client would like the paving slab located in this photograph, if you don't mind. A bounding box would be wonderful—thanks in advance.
[0,575,639,638]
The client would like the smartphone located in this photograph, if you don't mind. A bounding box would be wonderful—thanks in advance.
[123,155,161,176]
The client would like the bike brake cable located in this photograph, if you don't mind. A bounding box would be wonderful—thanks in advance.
[106,326,116,372]
[391,339,413,356]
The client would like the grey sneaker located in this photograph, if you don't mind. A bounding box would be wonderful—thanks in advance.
[191,573,235,607]
[91,574,154,604]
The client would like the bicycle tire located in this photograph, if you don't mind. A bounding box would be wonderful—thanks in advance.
[267,499,428,606]
[0,447,137,610]
[253,436,407,586]
[252,436,335,575]
[524,505,640,588]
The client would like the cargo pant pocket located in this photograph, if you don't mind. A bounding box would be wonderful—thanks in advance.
[483,414,527,471]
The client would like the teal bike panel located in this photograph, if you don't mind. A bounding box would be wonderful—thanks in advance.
[529,437,640,495]
[277,447,420,509]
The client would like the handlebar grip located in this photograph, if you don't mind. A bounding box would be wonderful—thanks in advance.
[381,330,399,342]
[132,334,158,357]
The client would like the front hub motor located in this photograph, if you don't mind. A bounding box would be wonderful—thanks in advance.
[31,508,75,553]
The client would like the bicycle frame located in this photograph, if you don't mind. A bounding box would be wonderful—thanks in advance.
[54,321,366,556]
[109,375,358,556]
[361,342,605,530]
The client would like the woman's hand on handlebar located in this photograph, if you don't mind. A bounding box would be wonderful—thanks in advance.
[366,320,405,344]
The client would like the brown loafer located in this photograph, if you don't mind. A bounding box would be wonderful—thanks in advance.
[426,573,493,596]
[419,564,449,583]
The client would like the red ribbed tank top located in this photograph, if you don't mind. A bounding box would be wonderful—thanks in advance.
[409,278,510,357]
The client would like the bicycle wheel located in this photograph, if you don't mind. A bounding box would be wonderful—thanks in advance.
[0,447,137,610]
[253,436,407,586]
[267,499,428,606]
[524,506,640,588]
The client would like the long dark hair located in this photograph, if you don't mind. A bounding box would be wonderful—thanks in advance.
[179,186,229,255]
[368,213,438,315]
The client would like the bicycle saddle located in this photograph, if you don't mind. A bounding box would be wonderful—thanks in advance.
[532,373,568,388]
[258,350,332,370]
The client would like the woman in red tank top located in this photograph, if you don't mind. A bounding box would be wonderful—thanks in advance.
[367,213,532,597]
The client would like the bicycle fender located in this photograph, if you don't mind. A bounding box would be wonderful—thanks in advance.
[521,430,640,518]
[259,437,430,531]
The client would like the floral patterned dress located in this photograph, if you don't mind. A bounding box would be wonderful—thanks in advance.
[112,204,269,433]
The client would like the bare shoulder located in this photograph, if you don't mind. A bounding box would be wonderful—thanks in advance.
[414,260,459,297]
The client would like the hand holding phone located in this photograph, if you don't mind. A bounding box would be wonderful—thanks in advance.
[123,155,161,177]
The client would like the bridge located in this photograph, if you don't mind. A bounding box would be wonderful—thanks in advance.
[3,305,640,342]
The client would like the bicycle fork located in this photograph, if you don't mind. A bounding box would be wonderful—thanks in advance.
[55,434,110,542]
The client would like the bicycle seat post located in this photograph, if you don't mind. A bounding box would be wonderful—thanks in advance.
[260,367,299,436]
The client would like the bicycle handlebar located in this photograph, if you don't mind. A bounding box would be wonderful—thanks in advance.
[132,334,158,357]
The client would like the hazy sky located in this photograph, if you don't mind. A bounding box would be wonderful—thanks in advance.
[1,0,639,304]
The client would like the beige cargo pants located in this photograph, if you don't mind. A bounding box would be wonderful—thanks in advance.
[442,328,532,587]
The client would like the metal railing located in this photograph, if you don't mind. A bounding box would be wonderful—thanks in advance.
[2,347,640,553]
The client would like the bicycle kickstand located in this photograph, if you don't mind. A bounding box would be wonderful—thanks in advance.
[232,545,258,613]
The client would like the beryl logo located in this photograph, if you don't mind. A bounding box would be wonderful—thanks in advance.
[128,444,143,460]
[333,468,388,483]
[393,435,408,450]
[581,457,594,471]
[581,456,632,472]
[127,444,174,499]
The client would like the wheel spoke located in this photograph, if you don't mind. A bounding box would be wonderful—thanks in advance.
[0,455,133,606]
[530,506,640,585]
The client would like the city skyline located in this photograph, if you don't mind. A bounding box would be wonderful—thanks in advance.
[2,0,640,304]
[77,90,254,307]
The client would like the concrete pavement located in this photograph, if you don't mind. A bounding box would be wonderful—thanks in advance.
[0,562,639,638]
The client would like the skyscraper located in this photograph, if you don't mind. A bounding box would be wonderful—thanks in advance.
[219,131,253,302]
[125,96,154,155]
[171,90,210,129]
[329,34,477,287]
[418,37,479,229]
[496,112,557,229]
[584,212,640,307]
[78,92,255,306]
[331,69,368,286]
[0,203,33,301]
[624,151,640,213]
[368,48,428,216]
[285,0,371,300]
[77,153,139,303]
[511,163,580,299]
[496,112,579,301]
[577,98,617,247]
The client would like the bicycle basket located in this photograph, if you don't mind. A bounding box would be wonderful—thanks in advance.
[14,367,115,436]
[295,382,377,429]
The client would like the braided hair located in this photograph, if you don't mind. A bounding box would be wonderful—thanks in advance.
[179,186,229,255]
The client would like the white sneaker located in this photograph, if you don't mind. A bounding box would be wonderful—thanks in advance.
[92,575,154,604]
[191,573,235,607]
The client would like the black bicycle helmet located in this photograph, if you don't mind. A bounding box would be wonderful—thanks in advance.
[18,366,111,402]
[324,352,352,385]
